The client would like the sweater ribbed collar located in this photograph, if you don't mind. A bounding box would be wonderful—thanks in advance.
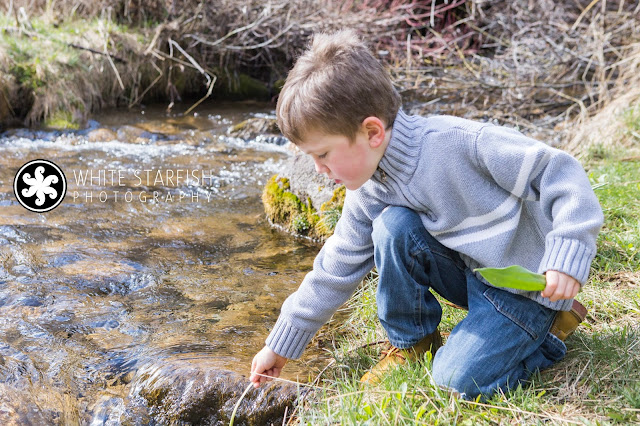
[373,109,423,185]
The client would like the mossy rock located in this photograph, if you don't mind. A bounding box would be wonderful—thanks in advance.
[262,173,345,241]
[43,110,80,130]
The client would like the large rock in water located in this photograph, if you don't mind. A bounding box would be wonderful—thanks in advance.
[119,359,299,425]
[231,115,346,240]
[262,152,345,241]
[279,153,338,213]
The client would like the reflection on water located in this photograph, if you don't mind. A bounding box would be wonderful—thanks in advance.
[0,103,324,423]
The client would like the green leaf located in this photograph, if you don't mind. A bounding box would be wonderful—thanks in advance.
[474,265,546,291]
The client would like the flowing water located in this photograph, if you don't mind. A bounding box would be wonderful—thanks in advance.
[0,103,325,423]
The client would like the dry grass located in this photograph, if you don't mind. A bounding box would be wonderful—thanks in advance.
[565,44,640,157]
[2,0,640,147]
[400,1,640,144]
[0,11,174,127]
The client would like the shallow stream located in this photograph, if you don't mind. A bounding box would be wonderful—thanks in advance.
[0,103,324,423]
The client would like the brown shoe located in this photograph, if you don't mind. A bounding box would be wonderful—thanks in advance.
[550,300,588,341]
[360,330,442,385]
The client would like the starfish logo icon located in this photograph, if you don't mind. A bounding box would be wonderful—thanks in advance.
[13,159,67,213]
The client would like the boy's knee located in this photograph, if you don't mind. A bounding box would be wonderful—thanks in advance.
[432,358,480,399]
[372,206,420,246]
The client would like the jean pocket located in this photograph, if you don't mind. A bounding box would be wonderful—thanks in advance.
[483,286,552,341]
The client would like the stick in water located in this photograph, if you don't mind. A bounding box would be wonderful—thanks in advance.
[229,382,253,426]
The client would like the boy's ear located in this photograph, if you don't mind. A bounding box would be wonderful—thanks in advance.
[361,116,386,148]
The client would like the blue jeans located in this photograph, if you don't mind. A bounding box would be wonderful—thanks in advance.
[371,206,567,399]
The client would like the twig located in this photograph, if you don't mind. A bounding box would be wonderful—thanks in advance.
[167,38,216,114]
[168,38,212,85]
[224,23,295,51]
[621,156,640,162]
[186,14,268,48]
[229,382,253,426]
[128,61,163,108]
[67,43,127,63]
[250,373,329,390]
[571,0,604,31]
[98,24,125,91]
[184,74,217,115]
[144,24,165,55]
[549,88,588,118]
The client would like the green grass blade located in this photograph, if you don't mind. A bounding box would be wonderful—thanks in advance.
[474,265,546,291]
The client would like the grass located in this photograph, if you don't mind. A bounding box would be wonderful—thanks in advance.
[0,12,159,126]
[291,138,640,423]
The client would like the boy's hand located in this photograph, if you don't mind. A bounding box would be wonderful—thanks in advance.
[250,346,288,388]
[542,270,580,302]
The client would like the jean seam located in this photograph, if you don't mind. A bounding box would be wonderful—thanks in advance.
[408,229,428,256]
[483,288,539,340]
[407,251,426,337]
[415,286,424,337]
[409,230,463,269]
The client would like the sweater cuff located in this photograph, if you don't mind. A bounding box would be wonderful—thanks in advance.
[265,317,315,360]
[538,237,595,285]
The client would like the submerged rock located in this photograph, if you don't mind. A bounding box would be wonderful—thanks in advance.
[87,128,118,142]
[116,125,147,143]
[0,384,77,425]
[227,117,288,145]
[122,359,299,425]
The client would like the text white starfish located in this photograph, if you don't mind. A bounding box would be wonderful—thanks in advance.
[21,166,59,206]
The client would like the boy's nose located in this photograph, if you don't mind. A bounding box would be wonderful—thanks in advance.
[313,159,329,175]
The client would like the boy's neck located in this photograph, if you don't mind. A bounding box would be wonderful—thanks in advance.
[376,125,393,165]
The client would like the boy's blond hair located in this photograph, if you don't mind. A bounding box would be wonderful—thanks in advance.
[276,29,401,144]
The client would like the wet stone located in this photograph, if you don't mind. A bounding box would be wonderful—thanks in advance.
[86,128,118,142]
[122,359,299,425]
[227,116,288,145]
[115,125,149,144]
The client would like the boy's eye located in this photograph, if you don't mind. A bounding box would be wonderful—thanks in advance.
[318,152,328,159]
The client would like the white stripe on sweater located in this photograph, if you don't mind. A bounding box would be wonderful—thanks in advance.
[432,146,539,236]
[438,202,523,247]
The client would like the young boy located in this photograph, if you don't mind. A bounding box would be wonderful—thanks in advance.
[249,29,603,399]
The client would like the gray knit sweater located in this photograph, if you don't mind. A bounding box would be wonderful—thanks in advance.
[266,109,604,359]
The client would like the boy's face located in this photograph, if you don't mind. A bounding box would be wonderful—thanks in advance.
[298,120,388,191]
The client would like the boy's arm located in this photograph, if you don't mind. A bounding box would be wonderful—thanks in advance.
[264,190,376,359]
[475,125,604,286]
